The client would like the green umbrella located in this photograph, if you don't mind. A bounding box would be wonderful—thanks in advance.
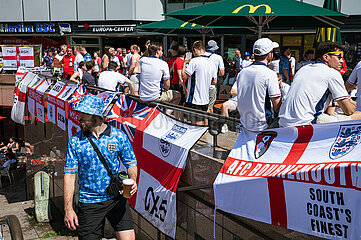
[313,0,342,48]
[166,0,348,38]
[136,18,256,35]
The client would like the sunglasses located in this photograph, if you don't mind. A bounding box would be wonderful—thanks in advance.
[325,51,344,60]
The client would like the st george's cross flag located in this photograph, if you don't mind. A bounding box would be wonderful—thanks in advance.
[106,94,207,238]
[47,81,77,131]
[27,76,50,123]
[2,46,34,70]
[11,72,37,125]
[214,121,361,240]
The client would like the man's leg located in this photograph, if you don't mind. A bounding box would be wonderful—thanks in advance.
[107,197,135,240]
[221,101,231,133]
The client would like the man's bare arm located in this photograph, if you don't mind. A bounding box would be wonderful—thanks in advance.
[127,166,138,195]
[127,56,137,76]
[123,78,135,94]
[181,61,189,81]
[271,96,282,113]
[163,79,170,90]
[64,173,78,230]
[337,98,356,116]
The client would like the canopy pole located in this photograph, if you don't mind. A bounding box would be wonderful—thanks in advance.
[202,33,206,44]
[257,25,262,39]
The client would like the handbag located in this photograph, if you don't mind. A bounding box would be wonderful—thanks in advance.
[86,134,126,197]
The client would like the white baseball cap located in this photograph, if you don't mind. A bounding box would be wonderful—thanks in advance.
[207,40,219,51]
[253,38,279,56]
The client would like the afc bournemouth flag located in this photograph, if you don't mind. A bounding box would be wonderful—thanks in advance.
[27,76,50,123]
[2,46,34,70]
[214,121,361,239]
[47,81,77,131]
[11,72,37,125]
[106,94,207,238]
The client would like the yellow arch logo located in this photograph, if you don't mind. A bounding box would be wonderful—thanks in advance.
[232,4,272,14]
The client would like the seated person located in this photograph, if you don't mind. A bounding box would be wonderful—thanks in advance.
[70,61,87,84]
[0,152,17,174]
[221,82,237,133]
[317,70,361,123]
[98,61,134,93]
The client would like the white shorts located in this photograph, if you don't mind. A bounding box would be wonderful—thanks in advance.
[224,99,237,112]
[316,113,352,124]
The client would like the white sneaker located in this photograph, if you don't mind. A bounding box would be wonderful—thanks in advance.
[221,125,228,133]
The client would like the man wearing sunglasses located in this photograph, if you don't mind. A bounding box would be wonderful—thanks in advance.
[279,42,356,127]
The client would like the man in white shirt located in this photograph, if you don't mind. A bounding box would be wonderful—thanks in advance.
[206,40,225,117]
[346,60,361,111]
[126,45,141,96]
[139,42,180,115]
[220,82,237,133]
[181,40,217,125]
[73,46,84,72]
[98,61,134,93]
[279,42,356,128]
[237,38,281,132]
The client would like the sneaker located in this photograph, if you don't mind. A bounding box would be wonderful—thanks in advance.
[221,125,228,133]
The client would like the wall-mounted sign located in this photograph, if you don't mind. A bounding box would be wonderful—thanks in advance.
[76,22,136,33]
[0,23,57,33]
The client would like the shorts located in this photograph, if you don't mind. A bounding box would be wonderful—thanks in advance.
[208,87,217,110]
[156,89,180,103]
[170,83,186,104]
[223,99,237,112]
[316,113,352,124]
[184,102,208,122]
[129,73,140,92]
[77,197,134,240]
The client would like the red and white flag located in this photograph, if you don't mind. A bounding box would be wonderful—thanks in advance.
[2,46,34,70]
[67,85,89,138]
[214,121,361,239]
[47,81,77,131]
[106,95,207,238]
[11,72,37,125]
[27,76,50,123]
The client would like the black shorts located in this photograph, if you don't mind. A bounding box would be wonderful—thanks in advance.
[77,197,134,240]
[184,102,208,122]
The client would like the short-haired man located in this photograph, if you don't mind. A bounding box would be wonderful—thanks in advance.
[61,48,76,79]
[205,40,225,116]
[237,38,281,132]
[74,46,84,72]
[233,50,242,73]
[139,42,181,114]
[126,45,141,95]
[64,95,137,240]
[98,61,134,93]
[80,46,92,62]
[279,47,291,83]
[181,40,217,125]
[279,42,356,127]
[296,49,314,71]
[82,61,96,86]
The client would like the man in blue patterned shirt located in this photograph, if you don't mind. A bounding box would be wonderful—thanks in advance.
[64,95,137,240]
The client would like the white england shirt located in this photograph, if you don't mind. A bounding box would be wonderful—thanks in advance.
[98,70,126,91]
[206,51,225,89]
[279,62,349,128]
[237,61,281,132]
[185,56,217,105]
[139,56,170,102]
[347,61,361,111]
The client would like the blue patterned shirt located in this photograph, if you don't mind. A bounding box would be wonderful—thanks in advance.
[279,56,290,82]
[65,124,137,203]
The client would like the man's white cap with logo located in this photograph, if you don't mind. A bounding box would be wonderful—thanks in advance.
[207,40,219,51]
[253,38,279,56]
